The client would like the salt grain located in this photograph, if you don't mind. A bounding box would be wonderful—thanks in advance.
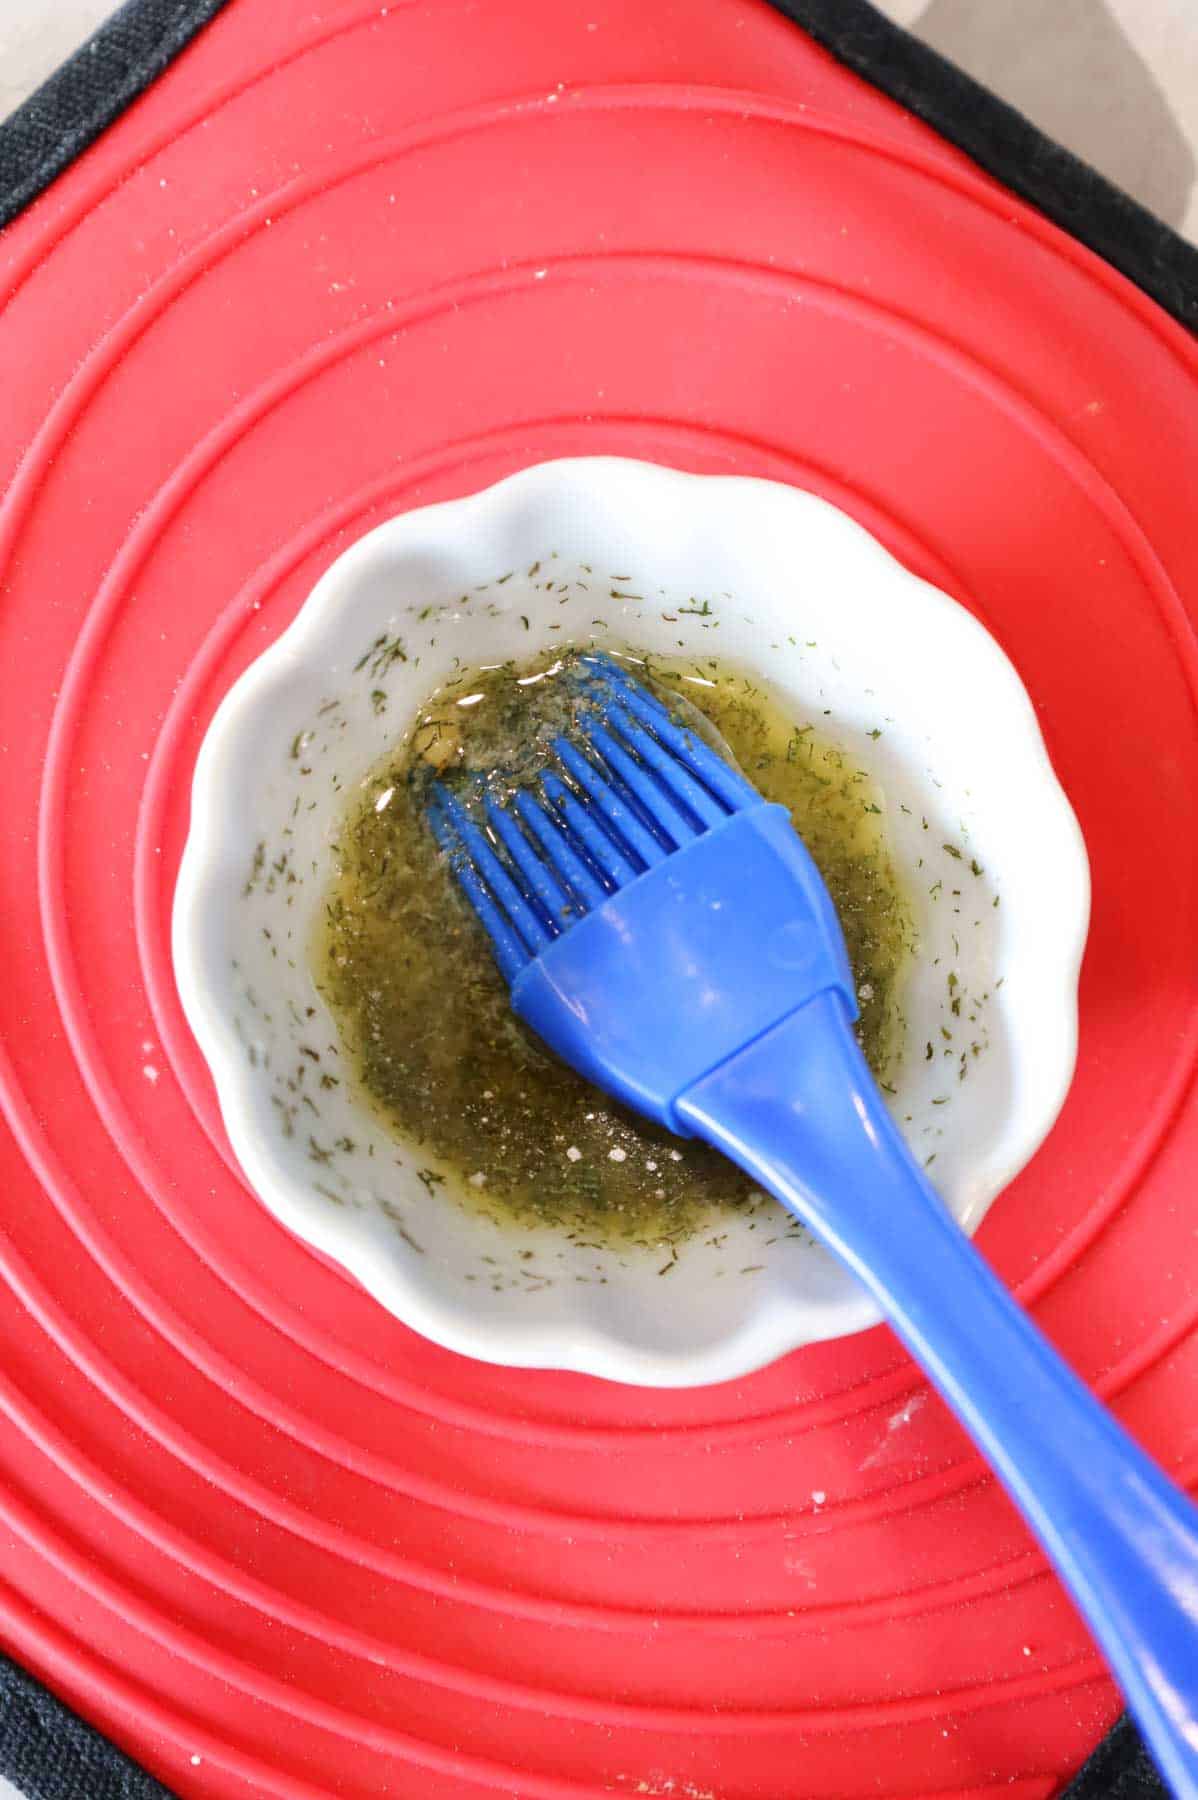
[566,1146,582,1162]
[608,1146,627,1163]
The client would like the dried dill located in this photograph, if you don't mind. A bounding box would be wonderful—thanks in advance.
[312,648,917,1245]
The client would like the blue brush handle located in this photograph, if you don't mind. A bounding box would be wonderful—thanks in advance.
[678,991,1198,1800]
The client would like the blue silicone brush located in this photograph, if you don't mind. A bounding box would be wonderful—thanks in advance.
[428,651,1198,1800]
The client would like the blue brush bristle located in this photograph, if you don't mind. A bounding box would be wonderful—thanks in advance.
[427,653,754,979]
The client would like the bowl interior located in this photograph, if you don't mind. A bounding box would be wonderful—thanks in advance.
[174,459,1089,1385]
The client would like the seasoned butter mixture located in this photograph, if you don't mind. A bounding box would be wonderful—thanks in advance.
[313,651,916,1244]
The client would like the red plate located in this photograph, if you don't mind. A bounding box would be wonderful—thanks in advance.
[1,1,1197,1794]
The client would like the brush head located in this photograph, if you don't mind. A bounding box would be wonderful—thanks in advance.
[426,654,760,979]
[423,654,856,1133]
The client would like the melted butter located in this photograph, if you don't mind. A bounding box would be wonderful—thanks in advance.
[313,650,917,1245]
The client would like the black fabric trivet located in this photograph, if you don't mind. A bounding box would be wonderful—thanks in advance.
[0,0,1191,1795]
[0,1652,170,1799]
[0,0,230,232]
[765,0,1197,331]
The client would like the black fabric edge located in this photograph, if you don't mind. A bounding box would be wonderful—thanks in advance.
[1062,1712,1171,1800]
[0,0,233,232]
[0,1651,173,1800]
[0,0,1187,1796]
[762,0,1198,331]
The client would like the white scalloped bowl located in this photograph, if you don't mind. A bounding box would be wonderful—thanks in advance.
[173,458,1089,1386]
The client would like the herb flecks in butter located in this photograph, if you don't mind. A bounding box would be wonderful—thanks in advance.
[313,650,916,1244]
